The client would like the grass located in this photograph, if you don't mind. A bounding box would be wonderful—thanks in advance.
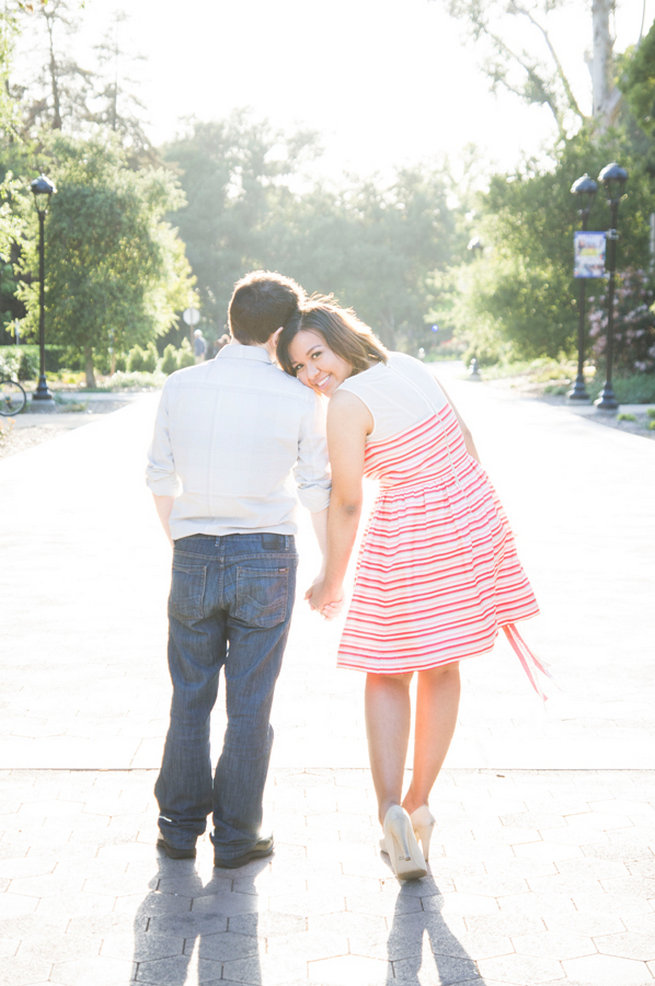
[54,396,89,412]
[22,369,165,394]
[476,358,655,405]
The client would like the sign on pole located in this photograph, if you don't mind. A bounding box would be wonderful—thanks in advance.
[182,307,200,326]
[573,232,606,279]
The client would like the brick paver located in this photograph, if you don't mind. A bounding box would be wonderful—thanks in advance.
[1,366,654,984]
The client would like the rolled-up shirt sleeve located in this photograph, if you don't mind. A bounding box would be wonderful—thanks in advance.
[145,384,182,498]
[294,393,331,513]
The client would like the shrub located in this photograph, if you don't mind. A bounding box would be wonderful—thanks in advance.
[0,347,21,378]
[588,372,655,404]
[108,370,165,390]
[588,269,655,374]
[127,343,158,373]
[127,345,146,373]
[17,348,39,381]
[143,342,159,373]
[160,344,179,375]
[177,338,195,369]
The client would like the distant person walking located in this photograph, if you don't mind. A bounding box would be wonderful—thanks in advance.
[146,271,330,868]
[193,328,206,363]
[211,333,230,358]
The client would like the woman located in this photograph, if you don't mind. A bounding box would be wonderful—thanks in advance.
[277,299,543,881]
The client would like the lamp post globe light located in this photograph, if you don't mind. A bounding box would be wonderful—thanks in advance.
[568,174,597,401]
[30,173,57,407]
[594,162,628,411]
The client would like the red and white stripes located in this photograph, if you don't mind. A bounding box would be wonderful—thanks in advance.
[337,406,540,676]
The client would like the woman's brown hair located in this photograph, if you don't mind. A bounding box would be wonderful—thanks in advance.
[277,298,387,377]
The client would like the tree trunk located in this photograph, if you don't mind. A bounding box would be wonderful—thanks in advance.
[85,348,96,389]
[45,11,62,130]
[590,0,621,129]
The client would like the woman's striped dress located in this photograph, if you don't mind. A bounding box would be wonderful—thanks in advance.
[336,354,539,675]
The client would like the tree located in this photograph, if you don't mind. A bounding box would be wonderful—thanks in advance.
[11,0,93,133]
[165,110,463,350]
[437,0,637,136]
[163,111,321,333]
[0,6,31,340]
[620,19,655,139]
[273,168,463,350]
[18,135,195,386]
[10,1,153,160]
[442,119,654,363]
[90,11,153,164]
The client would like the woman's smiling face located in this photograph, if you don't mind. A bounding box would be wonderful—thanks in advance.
[287,330,353,397]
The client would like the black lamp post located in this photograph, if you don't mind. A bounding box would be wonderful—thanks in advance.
[594,162,628,411]
[568,174,597,401]
[30,173,56,405]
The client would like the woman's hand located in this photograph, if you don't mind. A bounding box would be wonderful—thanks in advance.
[306,578,344,620]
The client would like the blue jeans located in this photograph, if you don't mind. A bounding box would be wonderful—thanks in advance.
[155,533,297,861]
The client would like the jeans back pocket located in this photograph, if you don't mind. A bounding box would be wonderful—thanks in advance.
[235,565,294,628]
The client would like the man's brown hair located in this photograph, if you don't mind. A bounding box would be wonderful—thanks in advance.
[228,270,305,345]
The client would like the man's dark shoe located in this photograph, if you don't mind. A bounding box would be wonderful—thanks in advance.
[213,836,274,869]
[156,835,196,860]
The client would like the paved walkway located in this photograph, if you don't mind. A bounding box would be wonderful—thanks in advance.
[0,366,654,985]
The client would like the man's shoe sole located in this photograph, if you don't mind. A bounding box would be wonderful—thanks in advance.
[214,838,274,869]
[157,836,196,860]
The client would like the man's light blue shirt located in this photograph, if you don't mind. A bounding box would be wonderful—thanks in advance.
[146,343,330,540]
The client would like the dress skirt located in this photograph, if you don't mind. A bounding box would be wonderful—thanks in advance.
[337,406,539,674]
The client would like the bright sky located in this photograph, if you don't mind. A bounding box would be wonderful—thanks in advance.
[15,0,655,180]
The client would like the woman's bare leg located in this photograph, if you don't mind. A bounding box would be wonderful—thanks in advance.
[402,662,461,815]
[365,671,413,823]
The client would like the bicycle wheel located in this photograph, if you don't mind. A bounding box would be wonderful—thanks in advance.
[0,378,27,416]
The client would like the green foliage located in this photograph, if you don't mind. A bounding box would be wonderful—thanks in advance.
[126,342,158,373]
[106,369,164,390]
[0,10,28,281]
[588,372,655,404]
[11,2,154,163]
[18,135,196,384]
[0,344,78,378]
[163,112,320,334]
[143,341,158,372]
[160,343,179,375]
[437,0,585,136]
[177,337,195,369]
[620,22,655,139]
[447,117,655,363]
[17,346,37,380]
[0,346,20,377]
[164,112,464,350]
[0,10,19,141]
[587,268,655,374]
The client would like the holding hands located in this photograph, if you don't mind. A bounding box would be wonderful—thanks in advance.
[305,578,344,620]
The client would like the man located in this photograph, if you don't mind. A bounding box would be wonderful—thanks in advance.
[146,271,330,868]
[193,328,206,363]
